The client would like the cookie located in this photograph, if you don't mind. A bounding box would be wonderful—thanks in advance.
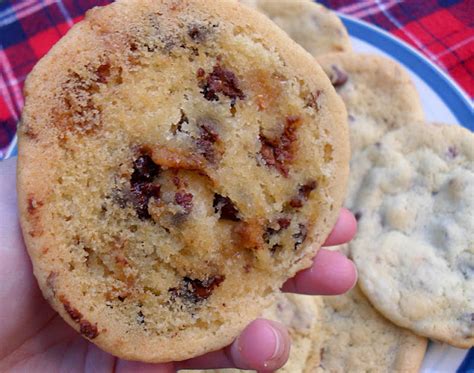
[350,123,474,348]
[240,0,351,57]
[191,293,319,373]
[316,52,424,155]
[17,0,349,362]
[309,282,428,372]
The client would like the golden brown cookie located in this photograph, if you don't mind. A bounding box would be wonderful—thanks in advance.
[309,284,428,372]
[17,0,349,362]
[240,0,351,57]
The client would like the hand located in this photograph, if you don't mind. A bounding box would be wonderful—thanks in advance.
[0,157,356,372]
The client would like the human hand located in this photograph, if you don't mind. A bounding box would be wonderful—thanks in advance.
[0,157,356,372]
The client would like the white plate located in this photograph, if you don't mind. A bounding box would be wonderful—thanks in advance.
[340,14,473,373]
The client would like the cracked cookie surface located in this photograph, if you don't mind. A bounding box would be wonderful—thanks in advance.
[17,0,348,362]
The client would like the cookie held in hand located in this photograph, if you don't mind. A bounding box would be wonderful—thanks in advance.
[17,0,349,362]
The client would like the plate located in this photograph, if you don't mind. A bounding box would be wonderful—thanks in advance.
[2,11,473,372]
[340,14,473,373]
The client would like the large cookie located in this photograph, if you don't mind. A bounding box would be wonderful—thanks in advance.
[350,123,474,348]
[240,0,351,57]
[17,0,349,362]
[317,52,424,155]
[309,283,428,372]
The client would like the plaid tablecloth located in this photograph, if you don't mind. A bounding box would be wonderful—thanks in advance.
[0,0,472,154]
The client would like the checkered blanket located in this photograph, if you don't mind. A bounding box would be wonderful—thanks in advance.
[0,0,472,154]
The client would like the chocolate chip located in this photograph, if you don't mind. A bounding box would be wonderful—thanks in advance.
[79,319,99,339]
[259,115,302,177]
[213,194,240,221]
[130,155,161,220]
[175,192,193,214]
[329,65,348,87]
[131,182,161,220]
[293,223,308,250]
[169,275,225,304]
[137,310,145,325]
[196,119,220,162]
[289,180,317,208]
[199,64,245,102]
[131,155,161,185]
[354,211,362,221]
[448,146,459,158]
[188,24,208,42]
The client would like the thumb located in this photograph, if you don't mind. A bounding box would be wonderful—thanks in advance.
[227,318,290,371]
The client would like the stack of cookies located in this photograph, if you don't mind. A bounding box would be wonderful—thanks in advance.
[17,0,472,371]
[197,0,473,371]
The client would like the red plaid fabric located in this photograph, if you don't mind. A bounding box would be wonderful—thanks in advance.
[1,0,472,156]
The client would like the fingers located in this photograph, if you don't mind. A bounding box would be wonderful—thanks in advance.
[282,249,357,295]
[323,208,357,246]
[176,319,290,371]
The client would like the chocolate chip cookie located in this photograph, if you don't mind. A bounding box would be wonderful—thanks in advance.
[350,123,474,348]
[317,52,424,155]
[241,0,351,57]
[310,282,428,372]
[17,0,349,362]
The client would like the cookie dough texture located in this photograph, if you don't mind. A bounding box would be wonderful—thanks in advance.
[317,52,424,155]
[310,285,428,372]
[17,0,349,362]
[350,123,474,348]
[240,0,351,57]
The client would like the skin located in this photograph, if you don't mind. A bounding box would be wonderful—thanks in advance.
[0,158,357,372]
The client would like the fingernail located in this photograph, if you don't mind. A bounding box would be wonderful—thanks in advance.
[263,322,286,367]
